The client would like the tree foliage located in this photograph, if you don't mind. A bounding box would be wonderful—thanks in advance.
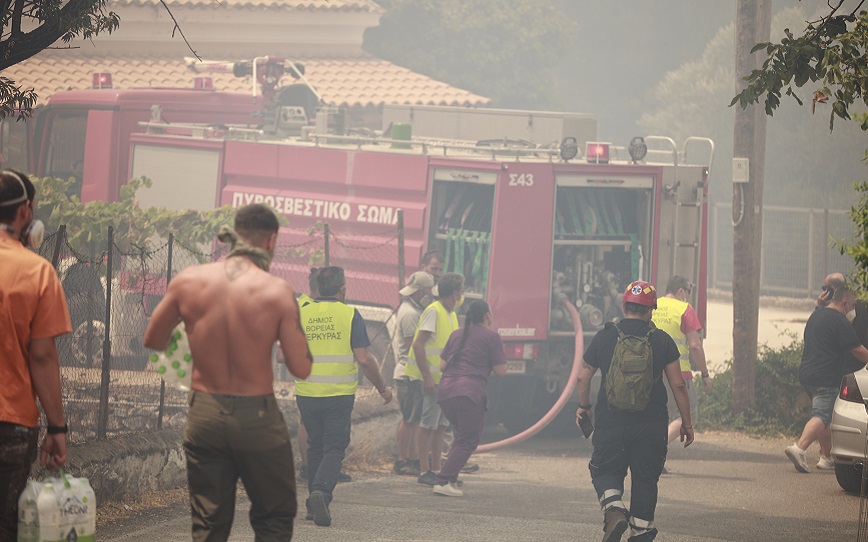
[845,166,868,294]
[33,175,236,258]
[363,0,576,108]
[0,0,121,120]
[732,2,868,131]
[699,334,809,436]
[727,2,868,293]
[639,7,866,208]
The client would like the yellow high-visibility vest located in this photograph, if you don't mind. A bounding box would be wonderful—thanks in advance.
[296,300,357,397]
[652,296,690,372]
[405,300,459,384]
[298,293,314,308]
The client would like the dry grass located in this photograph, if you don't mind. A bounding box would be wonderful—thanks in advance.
[96,487,188,527]
[96,409,401,526]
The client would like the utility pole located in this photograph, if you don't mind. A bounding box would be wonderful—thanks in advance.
[732,0,771,411]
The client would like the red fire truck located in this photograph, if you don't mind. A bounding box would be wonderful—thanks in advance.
[2,58,713,430]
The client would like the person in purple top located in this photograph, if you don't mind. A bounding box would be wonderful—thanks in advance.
[433,300,507,496]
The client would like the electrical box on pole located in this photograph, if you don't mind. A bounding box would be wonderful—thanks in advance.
[732,157,750,184]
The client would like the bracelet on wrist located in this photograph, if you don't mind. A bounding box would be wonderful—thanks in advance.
[579,404,592,410]
[683,425,693,430]
[46,424,68,435]
[701,372,710,378]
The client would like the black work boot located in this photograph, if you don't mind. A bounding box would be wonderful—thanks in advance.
[602,507,629,542]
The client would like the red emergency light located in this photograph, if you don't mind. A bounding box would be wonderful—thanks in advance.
[92,72,112,89]
[504,343,539,360]
[194,77,214,90]
[585,142,610,164]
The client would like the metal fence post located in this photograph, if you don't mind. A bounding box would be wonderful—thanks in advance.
[823,208,829,281]
[397,209,405,290]
[807,209,815,298]
[51,225,65,269]
[759,212,766,295]
[97,226,114,439]
[157,234,174,430]
[323,223,330,266]
[710,204,717,290]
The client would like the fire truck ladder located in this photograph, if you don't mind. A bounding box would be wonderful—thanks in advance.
[645,136,714,296]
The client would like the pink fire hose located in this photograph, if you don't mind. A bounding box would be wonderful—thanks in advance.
[475,295,585,453]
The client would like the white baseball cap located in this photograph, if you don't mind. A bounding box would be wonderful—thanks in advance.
[399,271,435,296]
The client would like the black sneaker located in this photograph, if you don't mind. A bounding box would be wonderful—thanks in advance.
[394,460,421,476]
[460,462,480,474]
[417,470,437,486]
[308,490,331,527]
[627,528,658,541]
[337,471,353,483]
[304,498,314,521]
[409,459,422,472]
[602,507,629,542]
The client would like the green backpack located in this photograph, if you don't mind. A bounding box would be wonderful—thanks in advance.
[605,322,657,411]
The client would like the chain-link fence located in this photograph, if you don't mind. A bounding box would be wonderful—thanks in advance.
[710,203,857,298]
[37,221,405,444]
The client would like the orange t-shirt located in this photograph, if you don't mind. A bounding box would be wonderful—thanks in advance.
[0,236,72,427]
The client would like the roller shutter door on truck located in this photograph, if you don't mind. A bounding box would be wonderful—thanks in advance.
[131,144,220,212]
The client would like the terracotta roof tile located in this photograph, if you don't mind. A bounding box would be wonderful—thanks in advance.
[4,54,490,108]
[110,0,382,11]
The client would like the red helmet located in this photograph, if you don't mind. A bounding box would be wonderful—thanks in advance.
[622,280,657,309]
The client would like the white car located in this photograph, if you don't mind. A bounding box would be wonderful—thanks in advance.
[830,368,868,493]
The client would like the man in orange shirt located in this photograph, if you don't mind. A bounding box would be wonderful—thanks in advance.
[0,170,71,540]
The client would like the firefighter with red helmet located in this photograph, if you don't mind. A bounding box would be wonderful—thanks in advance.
[575,280,694,542]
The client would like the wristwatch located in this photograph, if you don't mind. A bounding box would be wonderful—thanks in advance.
[701,372,710,378]
[579,404,592,410]
[47,424,68,434]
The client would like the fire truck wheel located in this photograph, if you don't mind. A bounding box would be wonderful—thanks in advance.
[69,319,106,368]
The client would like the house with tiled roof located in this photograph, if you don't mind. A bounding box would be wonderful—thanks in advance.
[5,0,488,123]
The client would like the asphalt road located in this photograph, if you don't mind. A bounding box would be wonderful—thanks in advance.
[99,428,858,542]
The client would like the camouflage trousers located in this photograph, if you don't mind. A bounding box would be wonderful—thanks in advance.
[0,422,38,542]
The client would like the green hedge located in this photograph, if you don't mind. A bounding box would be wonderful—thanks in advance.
[698,333,812,436]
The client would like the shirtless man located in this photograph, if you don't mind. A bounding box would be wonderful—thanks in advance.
[144,204,312,542]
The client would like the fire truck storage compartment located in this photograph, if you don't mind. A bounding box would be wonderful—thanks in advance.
[427,177,495,297]
[550,185,652,333]
[130,143,221,212]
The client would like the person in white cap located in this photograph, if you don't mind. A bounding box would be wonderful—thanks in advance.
[392,271,436,475]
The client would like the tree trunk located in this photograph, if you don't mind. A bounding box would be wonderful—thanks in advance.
[732,0,771,412]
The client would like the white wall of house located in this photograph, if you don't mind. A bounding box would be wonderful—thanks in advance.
[48,5,381,58]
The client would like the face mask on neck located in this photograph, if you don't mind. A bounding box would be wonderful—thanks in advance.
[0,172,43,248]
[0,222,43,247]
[847,309,857,322]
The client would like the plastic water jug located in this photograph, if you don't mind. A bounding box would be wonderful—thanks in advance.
[35,483,60,542]
[17,480,40,542]
[53,473,96,542]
